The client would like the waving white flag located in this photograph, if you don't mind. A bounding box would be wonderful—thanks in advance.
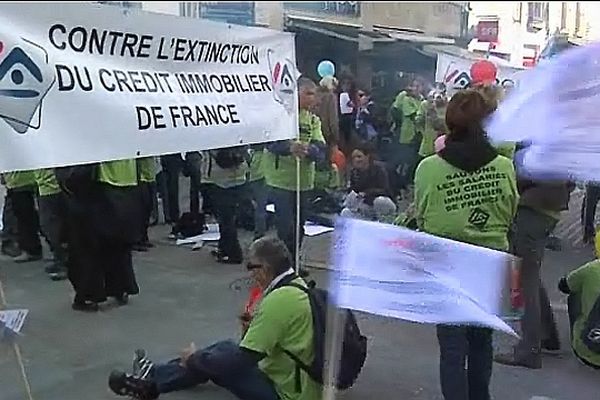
[486,42,600,181]
[331,219,518,336]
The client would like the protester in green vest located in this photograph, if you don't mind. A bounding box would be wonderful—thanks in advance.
[35,168,68,280]
[3,170,42,263]
[414,89,519,400]
[558,232,600,369]
[389,78,425,192]
[202,148,248,264]
[417,87,448,159]
[247,144,269,240]
[63,159,140,312]
[264,77,327,264]
[108,237,321,400]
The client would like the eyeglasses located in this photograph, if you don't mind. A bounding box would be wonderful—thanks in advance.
[246,262,263,271]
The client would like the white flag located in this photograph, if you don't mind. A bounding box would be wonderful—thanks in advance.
[331,219,517,336]
[486,42,600,182]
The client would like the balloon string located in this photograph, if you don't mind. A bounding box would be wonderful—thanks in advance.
[0,276,35,400]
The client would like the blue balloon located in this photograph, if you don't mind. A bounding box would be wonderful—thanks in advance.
[317,60,335,78]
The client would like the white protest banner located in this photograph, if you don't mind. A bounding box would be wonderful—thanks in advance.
[331,219,518,336]
[436,53,523,94]
[0,3,298,172]
[486,43,600,182]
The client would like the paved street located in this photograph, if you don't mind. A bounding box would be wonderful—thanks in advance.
[1,185,599,400]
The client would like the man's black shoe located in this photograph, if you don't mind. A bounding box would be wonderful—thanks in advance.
[45,262,68,281]
[215,254,242,265]
[108,370,159,399]
[1,241,21,258]
[542,338,561,352]
[71,300,99,313]
[132,244,149,252]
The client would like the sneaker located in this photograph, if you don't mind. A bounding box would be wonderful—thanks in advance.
[47,266,68,282]
[108,370,159,399]
[13,252,42,263]
[132,349,154,379]
[168,226,178,240]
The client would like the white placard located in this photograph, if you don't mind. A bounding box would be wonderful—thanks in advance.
[331,219,517,336]
[0,3,298,172]
[436,53,523,95]
[0,309,28,336]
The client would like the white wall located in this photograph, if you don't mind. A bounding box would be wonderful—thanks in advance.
[142,1,179,16]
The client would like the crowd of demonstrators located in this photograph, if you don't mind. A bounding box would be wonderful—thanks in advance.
[2,63,600,399]
[108,236,320,400]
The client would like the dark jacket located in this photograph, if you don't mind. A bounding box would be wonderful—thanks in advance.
[514,143,574,212]
[517,179,574,212]
[349,161,390,204]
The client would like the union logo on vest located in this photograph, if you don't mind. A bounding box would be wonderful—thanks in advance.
[0,37,55,134]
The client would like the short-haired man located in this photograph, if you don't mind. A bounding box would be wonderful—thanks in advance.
[108,237,321,400]
[264,77,327,264]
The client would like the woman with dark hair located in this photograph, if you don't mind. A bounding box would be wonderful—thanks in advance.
[341,142,396,221]
[414,89,518,400]
[339,78,358,154]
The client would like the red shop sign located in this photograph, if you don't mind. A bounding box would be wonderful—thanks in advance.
[477,20,499,42]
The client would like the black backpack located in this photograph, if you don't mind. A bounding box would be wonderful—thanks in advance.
[276,278,367,390]
[173,212,206,239]
[212,147,246,169]
[581,294,600,353]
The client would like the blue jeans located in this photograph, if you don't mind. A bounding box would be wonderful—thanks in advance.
[152,340,279,400]
[437,325,493,400]
[268,187,308,262]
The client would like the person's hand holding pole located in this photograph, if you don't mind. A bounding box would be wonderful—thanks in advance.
[290,142,308,159]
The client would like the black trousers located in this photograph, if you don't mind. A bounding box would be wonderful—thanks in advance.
[204,184,242,260]
[66,187,140,304]
[581,183,600,240]
[38,192,68,264]
[1,192,18,245]
[437,325,493,400]
[269,187,309,264]
[8,188,42,256]
[138,182,154,243]
[160,154,183,223]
